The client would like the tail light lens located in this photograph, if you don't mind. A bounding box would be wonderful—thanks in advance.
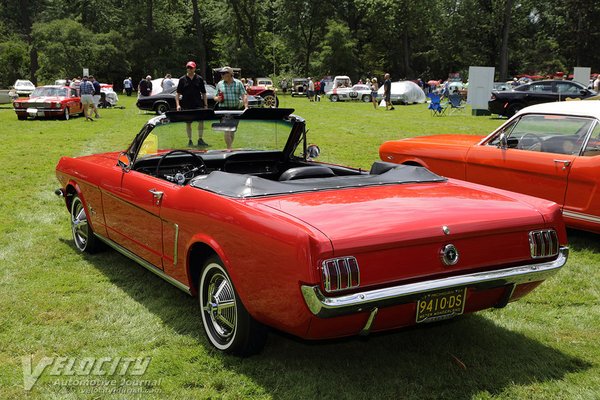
[529,229,559,258]
[322,256,360,293]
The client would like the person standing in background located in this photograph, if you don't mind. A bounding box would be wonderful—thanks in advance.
[139,75,152,97]
[370,77,379,109]
[79,76,96,121]
[90,75,101,118]
[123,76,133,96]
[383,73,394,110]
[175,61,209,147]
[215,66,248,149]
[162,74,175,91]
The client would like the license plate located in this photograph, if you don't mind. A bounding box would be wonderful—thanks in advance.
[26,108,38,114]
[416,287,466,323]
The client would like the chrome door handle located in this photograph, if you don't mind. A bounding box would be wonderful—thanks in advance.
[553,159,571,170]
[149,189,163,205]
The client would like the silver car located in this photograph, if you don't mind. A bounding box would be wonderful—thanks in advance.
[13,79,35,96]
[326,84,373,102]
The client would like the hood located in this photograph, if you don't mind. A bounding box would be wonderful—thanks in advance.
[403,134,485,146]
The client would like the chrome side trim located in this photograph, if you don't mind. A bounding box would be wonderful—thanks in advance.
[173,223,179,266]
[563,210,600,224]
[94,233,191,295]
[301,247,568,318]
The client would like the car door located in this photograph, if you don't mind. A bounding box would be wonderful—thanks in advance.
[562,122,600,227]
[102,167,171,269]
[523,81,556,106]
[465,114,587,207]
[555,81,586,101]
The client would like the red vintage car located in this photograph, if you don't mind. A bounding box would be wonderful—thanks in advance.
[380,101,600,234]
[55,108,568,355]
[13,85,83,120]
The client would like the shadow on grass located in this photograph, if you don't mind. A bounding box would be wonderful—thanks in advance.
[66,238,590,399]
[566,228,600,253]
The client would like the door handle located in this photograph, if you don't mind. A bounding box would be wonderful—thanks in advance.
[553,159,571,170]
[149,189,163,205]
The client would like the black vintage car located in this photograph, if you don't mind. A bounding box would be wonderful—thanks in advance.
[136,84,264,114]
[488,79,597,117]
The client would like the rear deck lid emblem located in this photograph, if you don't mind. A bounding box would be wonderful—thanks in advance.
[441,244,459,266]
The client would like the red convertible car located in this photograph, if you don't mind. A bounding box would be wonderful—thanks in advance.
[380,101,600,234]
[56,108,568,355]
[13,85,83,120]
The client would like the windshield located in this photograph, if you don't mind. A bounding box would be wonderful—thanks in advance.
[16,80,35,88]
[136,118,294,159]
[32,87,68,97]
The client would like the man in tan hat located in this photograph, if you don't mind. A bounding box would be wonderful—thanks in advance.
[176,60,209,146]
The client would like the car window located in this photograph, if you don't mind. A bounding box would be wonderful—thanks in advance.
[505,114,593,154]
[555,82,581,95]
[582,123,600,157]
[529,82,553,93]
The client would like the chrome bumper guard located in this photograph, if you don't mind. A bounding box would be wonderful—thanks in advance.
[301,246,568,318]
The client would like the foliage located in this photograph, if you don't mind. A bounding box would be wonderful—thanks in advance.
[0,1,599,88]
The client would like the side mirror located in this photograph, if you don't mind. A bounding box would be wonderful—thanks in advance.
[498,133,508,149]
[117,152,132,171]
[306,144,320,159]
[581,89,589,95]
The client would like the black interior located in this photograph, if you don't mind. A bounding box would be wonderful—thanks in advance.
[132,150,369,185]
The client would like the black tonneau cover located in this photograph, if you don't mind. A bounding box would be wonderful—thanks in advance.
[190,165,446,198]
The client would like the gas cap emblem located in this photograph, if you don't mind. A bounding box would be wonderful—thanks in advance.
[442,225,450,235]
[440,244,459,266]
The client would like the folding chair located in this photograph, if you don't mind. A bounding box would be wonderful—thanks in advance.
[427,93,446,116]
[447,93,466,114]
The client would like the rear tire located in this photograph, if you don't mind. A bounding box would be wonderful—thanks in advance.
[70,195,101,253]
[62,107,70,120]
[199,257,267,356]
[330,95,339,102]
[362,94,371,102]
[155,102,169,115]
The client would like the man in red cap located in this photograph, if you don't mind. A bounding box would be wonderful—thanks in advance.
[176,61,209,147]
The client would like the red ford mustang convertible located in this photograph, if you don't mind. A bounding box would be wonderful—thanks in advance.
[56,108,568,355]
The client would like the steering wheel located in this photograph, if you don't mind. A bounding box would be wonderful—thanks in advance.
[155,149,206,184]
[517,133,543,151]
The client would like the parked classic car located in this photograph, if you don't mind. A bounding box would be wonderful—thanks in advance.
[254,77,275,89]
[136,84,265,114]
[489,79,597,117]
[326,84,373,102]
[380,101,600,233]
[13,79,35,96]
[0,89,17,104]
[245,84,278,108]
[55,108,568,355]
[290,78,308,97]
[13,85,82,120]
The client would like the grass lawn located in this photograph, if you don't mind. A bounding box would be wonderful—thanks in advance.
[0,95,598,399]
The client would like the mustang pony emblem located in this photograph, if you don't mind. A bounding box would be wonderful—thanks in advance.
[441,244,459,266]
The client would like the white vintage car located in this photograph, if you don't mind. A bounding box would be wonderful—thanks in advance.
[326,84,373,102]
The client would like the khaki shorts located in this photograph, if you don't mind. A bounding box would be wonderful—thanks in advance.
[81,94,94,105]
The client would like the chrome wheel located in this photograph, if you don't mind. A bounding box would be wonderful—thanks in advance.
[330,94,339,102]
[71,196,89,251]
[262,94,278,108]
[201,262,238,349]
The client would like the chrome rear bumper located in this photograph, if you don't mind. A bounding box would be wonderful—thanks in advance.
[301,246,568,318]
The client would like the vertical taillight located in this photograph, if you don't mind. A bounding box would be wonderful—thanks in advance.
[529,229,559,258]
[322,257,360,293]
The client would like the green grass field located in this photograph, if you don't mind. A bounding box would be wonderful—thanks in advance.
[0,95,598,399]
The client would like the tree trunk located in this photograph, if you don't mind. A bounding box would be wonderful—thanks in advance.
[191,0,207,78]
[499,0,513,81]
[146,0,154,33]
